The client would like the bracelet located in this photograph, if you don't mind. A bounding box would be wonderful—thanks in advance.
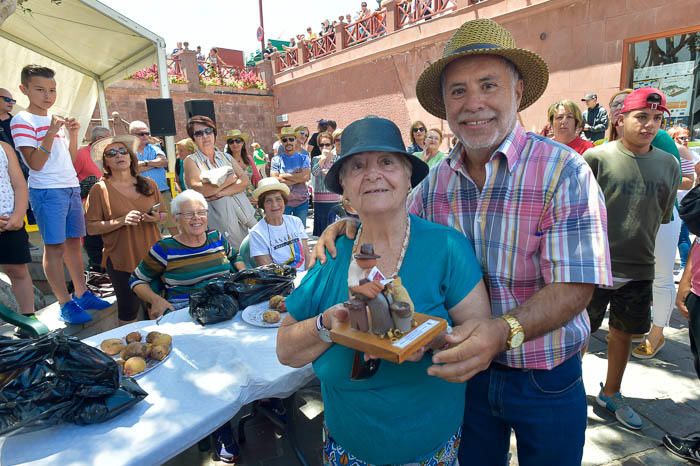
[37,145,50,155]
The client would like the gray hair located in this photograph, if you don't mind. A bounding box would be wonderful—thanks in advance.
[171,189,208,216]
[90,126,111,143]
[128,120,149,134]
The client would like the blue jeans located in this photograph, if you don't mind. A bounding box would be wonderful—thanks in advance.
[285,200,309,227]
[679,220,692,267]
[459,354,586,466]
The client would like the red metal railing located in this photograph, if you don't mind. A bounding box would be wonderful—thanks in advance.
[397,0,456,27]
[197,60,260,85]
[344,10,387,47]
[277,48,299,71]
[308,33,337,60]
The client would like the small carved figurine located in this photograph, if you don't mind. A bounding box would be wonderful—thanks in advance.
[346,298,370,332]
[390,301,413,333]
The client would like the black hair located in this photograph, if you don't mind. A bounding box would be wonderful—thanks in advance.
[21,65,55,87]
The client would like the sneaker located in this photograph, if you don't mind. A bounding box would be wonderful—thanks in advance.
[663,434,700,463]
[59,300,92,325]
[74,290,112,311]
[596,383,642,430]
[213,441,240,464]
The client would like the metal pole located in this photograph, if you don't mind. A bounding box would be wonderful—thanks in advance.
[96,79,109,128]
[259,0,265,52]
[155,40,176,172]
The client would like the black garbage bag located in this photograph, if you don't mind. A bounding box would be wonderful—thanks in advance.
[229,264,297,309]
[189,280,240,326]
[0,332,147,436]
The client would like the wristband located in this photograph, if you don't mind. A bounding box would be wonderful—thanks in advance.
[37,145,50,155]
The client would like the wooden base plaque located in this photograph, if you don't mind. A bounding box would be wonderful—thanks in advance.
[330,312,447,364]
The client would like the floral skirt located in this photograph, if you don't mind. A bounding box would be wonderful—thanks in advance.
[322,424,461,466]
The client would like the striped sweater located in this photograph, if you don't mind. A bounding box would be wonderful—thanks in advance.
[129,230,235,306]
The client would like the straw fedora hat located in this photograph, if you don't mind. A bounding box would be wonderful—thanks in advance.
[225,129,250,144]
[91,134,139,161]
[253,177,290,199]
[278,127,299,140]
[416,18,549,119]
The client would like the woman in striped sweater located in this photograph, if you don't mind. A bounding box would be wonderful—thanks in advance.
[129,189,244,319]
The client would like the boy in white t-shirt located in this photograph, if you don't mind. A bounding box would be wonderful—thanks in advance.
[11,65,110,325]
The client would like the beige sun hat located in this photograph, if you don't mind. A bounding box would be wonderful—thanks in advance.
[91,134,139,161]
[253,177,290,199]
[225,129,250,144]
[416,18,549,119]
[277,127,299,140]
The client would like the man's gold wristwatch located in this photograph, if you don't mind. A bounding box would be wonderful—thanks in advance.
[501,314,525,350]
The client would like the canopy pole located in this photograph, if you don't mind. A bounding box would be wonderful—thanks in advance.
[155,42,176,173]
[96,79,109,128]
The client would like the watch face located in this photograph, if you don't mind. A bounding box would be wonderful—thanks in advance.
[511,332,525,348]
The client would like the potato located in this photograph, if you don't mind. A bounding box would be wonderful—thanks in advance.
[263,310,281,324]
[269,295,284,309]
[100,338,125,356]
[150,333,172,348]
[125,331,142,343]
[120,342,149,360]
[124,357,146,376]
[150,344,170,361]
[145,331,162,343]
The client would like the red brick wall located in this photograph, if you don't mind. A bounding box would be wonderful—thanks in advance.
[90,81,278,153]
[272,0,700,140]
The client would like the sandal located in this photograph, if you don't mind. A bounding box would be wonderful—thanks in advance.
[632,336,665,359]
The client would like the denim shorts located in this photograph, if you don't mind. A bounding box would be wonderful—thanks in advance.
[29,187,85,245]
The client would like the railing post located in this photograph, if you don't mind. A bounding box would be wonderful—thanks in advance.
[179,50,201,92]
[256,59,274,89]
[271,52,281,74]
[382,0,398,33]
[335,21,348,51]
[297,40,309,65]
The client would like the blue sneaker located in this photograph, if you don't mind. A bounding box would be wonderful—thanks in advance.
[596,382,643,430]
[74,290,111,311]
[59,300,92,325]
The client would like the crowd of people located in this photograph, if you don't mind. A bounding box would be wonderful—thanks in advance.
[3,14,700,466]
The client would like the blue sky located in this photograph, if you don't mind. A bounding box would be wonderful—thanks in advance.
[101,0,371,58]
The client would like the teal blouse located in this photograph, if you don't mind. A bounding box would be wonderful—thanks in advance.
[286,215,482,464]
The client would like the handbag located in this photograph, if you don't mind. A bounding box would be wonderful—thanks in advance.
[680,184,700,236]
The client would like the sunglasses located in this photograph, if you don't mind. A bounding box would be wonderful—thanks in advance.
[227,138,244,144]
[104,147,129,158]
[193,127,215,138]
[319,143,333,148]
[677,136,689,142]
[350,351,380,380]
[413,127,426,133]
[177,210,208,219]
[135,131,150,137]
[281,137,296,143]
[1,96,16,104]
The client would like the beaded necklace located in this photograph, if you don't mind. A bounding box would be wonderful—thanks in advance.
[350,215,411,280]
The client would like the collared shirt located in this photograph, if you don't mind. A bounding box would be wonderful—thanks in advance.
[408,123,612,369]
[137,143,168,191]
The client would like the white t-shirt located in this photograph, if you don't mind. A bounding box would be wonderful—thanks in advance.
[249,215,308,271]
[10,111,78,189]
[679,151,700,202]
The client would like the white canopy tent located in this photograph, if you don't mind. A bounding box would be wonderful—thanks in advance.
[0,0,174,158]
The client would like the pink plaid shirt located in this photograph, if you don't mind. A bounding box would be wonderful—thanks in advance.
[408,124,612,369]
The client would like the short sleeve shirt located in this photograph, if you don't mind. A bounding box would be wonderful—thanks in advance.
[249,215,308,271]
[285,215,482,464]
[137,144,168,191]
[270,152,310,206]
[10,111,78,189]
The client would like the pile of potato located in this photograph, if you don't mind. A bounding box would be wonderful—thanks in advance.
[99,331,172,376]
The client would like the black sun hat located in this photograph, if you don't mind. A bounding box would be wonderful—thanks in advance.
[324,116,429,195]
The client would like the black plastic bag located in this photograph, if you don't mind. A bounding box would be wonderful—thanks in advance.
[680,184,700,236]
[0,332,147,436]
[229,264,297,309]
[189,280,240,326]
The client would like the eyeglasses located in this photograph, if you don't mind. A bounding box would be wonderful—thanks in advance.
[193,127,215,138]
[319,143,333,148]
[177,210,208,219]
[677,136,689,142]
[135,131,150,137]
[281,137,296,143]
[413,127,426,133]
[1,96,16,104]
[104,147,129,158]
[227,138,243,144]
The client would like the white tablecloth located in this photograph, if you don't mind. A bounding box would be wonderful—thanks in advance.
[0,305,315,466]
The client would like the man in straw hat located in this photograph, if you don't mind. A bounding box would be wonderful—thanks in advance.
[271,127,311,226]
[313,18,612,464]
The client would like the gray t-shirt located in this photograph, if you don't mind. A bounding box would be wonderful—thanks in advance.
[584,140,680,279]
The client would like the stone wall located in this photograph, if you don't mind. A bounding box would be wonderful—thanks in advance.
[272,0,700,141]
[91,80,278,153]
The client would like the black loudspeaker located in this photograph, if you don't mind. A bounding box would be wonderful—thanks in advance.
[184,99,216,123]
[145,98,177,136]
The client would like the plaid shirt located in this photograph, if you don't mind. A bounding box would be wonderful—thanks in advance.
[408,124,612,369]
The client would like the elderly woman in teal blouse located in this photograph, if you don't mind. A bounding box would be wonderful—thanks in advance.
[276,117,490,465]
